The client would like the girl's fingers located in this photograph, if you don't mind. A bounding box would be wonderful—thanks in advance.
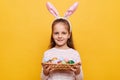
[74,64,80,69]
[69,65,75,71]
[49,68,55,72]
[49,65,55,72]
[43,65,49,69]
[70,65,80,72]
[46,65,54,72]
[47,65,52,70]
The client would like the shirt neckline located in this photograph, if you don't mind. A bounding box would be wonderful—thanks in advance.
[53,47,72,51]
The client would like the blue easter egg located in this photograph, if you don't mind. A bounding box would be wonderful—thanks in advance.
[59,57,64,61]
[44,58,49,62]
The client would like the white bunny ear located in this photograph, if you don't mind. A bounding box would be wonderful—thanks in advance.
[64,2,79,18]
[46,2,59,18]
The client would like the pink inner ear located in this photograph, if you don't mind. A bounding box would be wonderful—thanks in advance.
[64,2,79,18]
[46,2,59,17]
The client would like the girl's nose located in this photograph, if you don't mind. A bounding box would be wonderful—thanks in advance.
[58,34,62,38]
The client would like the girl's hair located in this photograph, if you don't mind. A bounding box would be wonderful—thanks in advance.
[49,18,75,49]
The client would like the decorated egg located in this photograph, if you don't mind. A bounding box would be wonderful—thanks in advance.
[68,60,75,64]
[52,57,58,61]
[59,57,64,61]
[43,58,50,63]
[61,61,66,64]
[52,59,60,64]
[64,58,69,62]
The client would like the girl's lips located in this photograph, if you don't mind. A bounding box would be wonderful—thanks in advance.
[57,40,63,41]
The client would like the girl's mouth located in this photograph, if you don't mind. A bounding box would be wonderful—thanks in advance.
[57,40,63,42]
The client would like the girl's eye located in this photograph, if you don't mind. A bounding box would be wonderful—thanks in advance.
[53,32,67,35]
[62,32,67,34]
[54,32,59,34]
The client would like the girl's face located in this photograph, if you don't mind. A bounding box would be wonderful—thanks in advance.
[52,22,70,47]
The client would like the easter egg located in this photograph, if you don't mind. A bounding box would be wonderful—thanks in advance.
[62,61,66,64]
[43,58,50,62]
[52,57,58,61]
[68,60,75,64]
[64,58,69,62]
[52,60,59,64]
[59,57,64,61]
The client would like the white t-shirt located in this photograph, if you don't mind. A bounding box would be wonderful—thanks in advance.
[41,48,83,80]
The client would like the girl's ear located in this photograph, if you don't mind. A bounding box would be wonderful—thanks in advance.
[46,2,59,18]
[64,2,79,18]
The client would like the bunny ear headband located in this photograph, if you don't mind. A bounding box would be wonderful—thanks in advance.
[46,1,79,31]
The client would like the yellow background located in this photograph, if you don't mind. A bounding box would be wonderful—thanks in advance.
[0,0,120,80]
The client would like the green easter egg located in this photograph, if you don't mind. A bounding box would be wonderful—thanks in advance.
[68,60,75,64]
[62,61,66,64]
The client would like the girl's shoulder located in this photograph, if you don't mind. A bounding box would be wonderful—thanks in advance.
[44,48,55,54]
[43,48,61,55]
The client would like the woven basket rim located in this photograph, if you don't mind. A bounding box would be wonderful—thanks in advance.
[41,62,81,66]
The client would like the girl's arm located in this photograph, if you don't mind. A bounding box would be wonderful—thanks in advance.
[75,66,84,80]
[41,68,49,80]
[74,51,84,80]
[70,63,83,80]
[41,52,49,80]
[41,52,55,80]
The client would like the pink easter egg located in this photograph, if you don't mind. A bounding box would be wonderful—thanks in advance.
[64,58,69,62]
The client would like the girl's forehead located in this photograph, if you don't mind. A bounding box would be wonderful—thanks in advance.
[53,23,68,30]
[54,22,68,29]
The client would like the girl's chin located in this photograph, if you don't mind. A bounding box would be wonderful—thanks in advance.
[55,41,66,46]
[56,43,65,46]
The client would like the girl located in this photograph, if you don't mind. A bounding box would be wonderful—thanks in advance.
[41,2,83,80]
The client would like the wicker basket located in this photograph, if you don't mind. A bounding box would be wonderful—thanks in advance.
[42,62,81,70]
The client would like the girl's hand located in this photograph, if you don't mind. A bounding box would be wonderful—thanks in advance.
[43,64,55,76]
[69,63,81,75]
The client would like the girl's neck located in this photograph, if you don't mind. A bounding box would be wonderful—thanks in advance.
[54,45,70,50]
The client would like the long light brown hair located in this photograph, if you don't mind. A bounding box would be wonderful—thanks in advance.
[49,18,75,49]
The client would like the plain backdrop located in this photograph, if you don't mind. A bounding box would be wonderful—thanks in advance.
[0,0,120,80]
